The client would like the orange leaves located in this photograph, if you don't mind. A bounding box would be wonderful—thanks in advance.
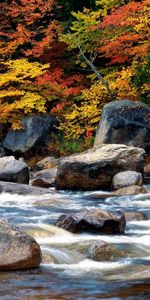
[101,2,142,28]
[0,0,59,58]
[99,1,149,65]
[100,33,141,64]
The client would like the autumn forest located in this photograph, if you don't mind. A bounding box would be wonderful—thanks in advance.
[0,0,149,153]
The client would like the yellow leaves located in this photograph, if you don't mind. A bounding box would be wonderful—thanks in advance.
[0,58,49,124]
[15,92,47,114]
[0,89,25,98]
[56,82,104,139]
[0,59,49,87]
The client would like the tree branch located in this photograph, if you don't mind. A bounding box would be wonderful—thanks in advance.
[79,47,114,100]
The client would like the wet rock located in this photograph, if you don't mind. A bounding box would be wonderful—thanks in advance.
[88,241,133,261]
[56,209,126,234]
[0,219,42,271]
[112,185,148,196]
[144,163,150,175]
[0,181,54,195]
[30,167,57,188]
[112,170,143,190]
[3,115,57,153]
[0,156,29,184]
[55,144,144,190]
[94,100,150,152]
[124,211,147,221]
[36,156,60,170]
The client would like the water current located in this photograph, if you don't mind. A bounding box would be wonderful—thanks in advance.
[0,181,150,299]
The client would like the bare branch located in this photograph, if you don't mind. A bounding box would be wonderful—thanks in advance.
[79,47,114,100]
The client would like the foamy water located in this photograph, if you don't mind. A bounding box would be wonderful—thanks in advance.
[0,185,150,299]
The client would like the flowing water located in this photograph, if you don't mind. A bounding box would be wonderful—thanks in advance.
[0,182,150,299]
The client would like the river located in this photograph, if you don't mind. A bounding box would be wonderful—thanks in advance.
[0,181,150,299]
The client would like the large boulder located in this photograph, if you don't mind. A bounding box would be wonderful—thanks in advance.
[0,156,29,184]
[30,167,57,188]
[112,170,143,190]
[55,144,144,190]
[56,209,126,234]
[0,219,42,271]
[3,115,57,153]
[94,100,150,152]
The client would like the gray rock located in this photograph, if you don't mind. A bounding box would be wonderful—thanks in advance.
[94,100,150,151]
[30,167,57,188]
[88,241,133,261]
[56,209,126,234]
[0,219,42,271]
[124,211,147,222]
[55,144,144,190]
[0,181,55,195]
[112,170,143,190]
[3,115,57,153]
[0,156,29,184]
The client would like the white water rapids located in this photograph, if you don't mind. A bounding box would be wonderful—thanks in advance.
[0,183,150,299]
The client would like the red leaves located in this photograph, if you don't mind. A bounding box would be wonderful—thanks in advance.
[100,33,141,64]
[36,68,84,97]
[101,2,142,28]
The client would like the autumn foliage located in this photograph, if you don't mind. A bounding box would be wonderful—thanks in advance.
[0,0,149,142]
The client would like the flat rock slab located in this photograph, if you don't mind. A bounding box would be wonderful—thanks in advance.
[0,219,42,271]
[55,144,144,190]
[56,209,126,234]
[112,185,148,196]
[0,181,54,195]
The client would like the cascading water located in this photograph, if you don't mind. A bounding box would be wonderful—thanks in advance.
[0,182,150,299]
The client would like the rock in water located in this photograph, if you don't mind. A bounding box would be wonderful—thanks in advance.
[112,185,148,196]
[30,167,57,188]
[94,100,150,152]
[56,209,126,234]
[0,219,42,271]
[112,170,143,190]
[55,144,144,190]
[0,156,29,184]
[124,211,147,222]
[88,241,132,261]
[3,115,57,153]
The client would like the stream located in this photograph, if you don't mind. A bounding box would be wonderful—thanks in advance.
[0,181,150,299]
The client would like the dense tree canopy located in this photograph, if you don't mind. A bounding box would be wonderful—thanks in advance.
[0,0,149,141]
